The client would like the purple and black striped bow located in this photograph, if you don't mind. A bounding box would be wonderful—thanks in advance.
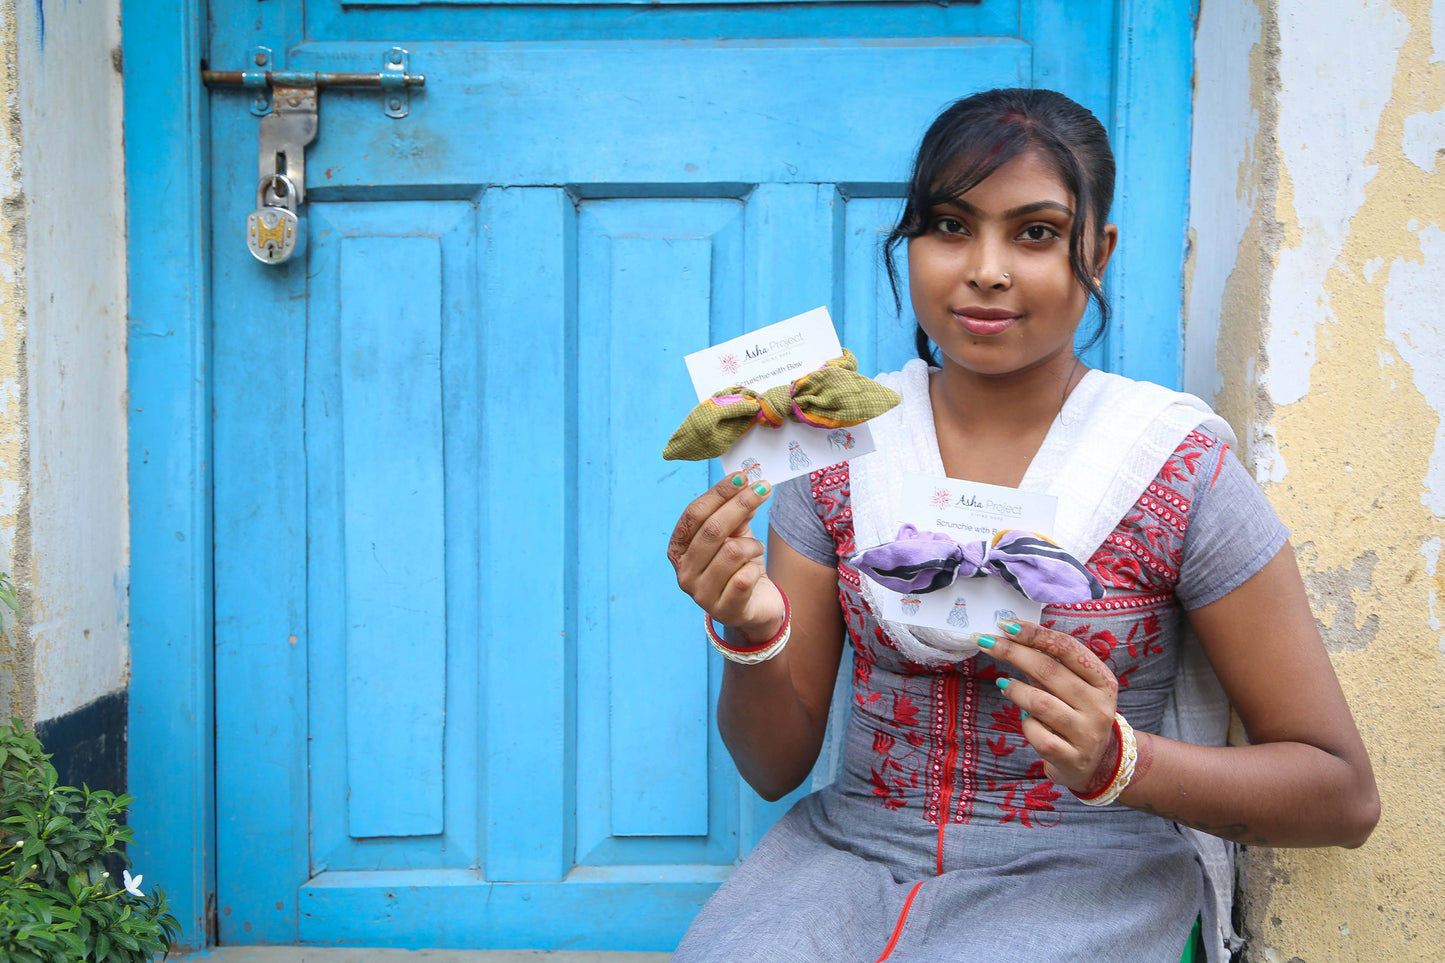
[851,525,1104,605]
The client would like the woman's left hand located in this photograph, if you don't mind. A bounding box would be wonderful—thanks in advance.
[981,620,1121,796]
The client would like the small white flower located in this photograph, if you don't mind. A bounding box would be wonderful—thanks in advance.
[122,869,144,897]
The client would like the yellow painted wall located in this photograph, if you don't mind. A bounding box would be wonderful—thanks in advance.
[1193,0,1445,958]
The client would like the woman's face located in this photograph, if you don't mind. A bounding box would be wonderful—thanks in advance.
[907,149,1116,382]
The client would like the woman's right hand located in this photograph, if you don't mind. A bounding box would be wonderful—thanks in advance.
[671,474,847,800]
[667,473,786,642]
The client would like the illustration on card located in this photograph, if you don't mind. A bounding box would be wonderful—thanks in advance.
[946,599,970,629]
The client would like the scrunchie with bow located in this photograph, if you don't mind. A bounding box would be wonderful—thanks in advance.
[663,349,901,461]
[851,525,1105,605]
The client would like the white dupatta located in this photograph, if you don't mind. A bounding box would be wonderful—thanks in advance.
[810,360,1243,960]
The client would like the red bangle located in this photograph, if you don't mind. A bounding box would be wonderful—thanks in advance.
[705,588,791,663]
[1073,716,1125,802]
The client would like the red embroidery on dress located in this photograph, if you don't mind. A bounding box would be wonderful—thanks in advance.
[1051,591,1174,614]
[874,880,927,963]
[952,677,978,826]
[979,688,1062,828]
[1049,621,1120,662]
[1139,494,1187,535]
[1104,532,1176,580]
[848,596,928,814]
[852,631,873,687]
[893,690,921,727]
[805,434,1218,832]
[1157,454,1195,484]
[810,464,855,559]
[870,622,903,657]
[1082,432,1217,595]
[1124,611,1165,659]
[932,673,960,873]
[1146,482,1190,513]
[998,777,1064,828]
[1043,607,1165,691]
[1209,443,1231,491]
[924,674,951,827]
[859,670,924,812]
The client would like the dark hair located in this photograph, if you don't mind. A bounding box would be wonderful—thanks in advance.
[884,88,1117,363]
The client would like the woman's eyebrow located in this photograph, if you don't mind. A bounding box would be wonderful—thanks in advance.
[1003,200,1074,220]
[939,198,1074,220]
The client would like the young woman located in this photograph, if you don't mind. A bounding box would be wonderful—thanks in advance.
[665,88,1378,963]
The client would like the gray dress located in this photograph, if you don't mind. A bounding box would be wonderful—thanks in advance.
[675,427,1287,963]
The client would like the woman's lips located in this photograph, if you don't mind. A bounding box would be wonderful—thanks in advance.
[953,307,1021,337]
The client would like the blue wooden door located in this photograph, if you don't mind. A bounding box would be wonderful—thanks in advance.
[209,0,1186,949]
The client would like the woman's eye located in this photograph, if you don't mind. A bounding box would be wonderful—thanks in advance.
[1020,224,1059,242]
[932,217,966,235]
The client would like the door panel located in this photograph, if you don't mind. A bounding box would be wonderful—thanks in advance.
[477,187,574,886]
[293,40,1030,188]
[209,0,1148,949]
[575,197,743,861]
[299,2,1018,44]
[304,202,481,872]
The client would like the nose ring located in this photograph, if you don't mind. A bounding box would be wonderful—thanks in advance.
[1002,273,1011,282]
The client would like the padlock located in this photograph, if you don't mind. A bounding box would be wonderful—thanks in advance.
[246,174,300,265]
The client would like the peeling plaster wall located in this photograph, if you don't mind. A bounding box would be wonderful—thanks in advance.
[0,0,128,728]
[16,0,129,725]
[0,0,31,721]
[1188,0,1445,958]
[1184,0,1264,411]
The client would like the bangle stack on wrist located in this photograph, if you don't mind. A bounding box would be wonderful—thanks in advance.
[1073,712,1138,807]
[705,588,792,665]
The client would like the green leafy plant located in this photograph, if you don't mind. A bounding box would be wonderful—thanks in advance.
[0,572,20,644]
[0,719,178,962]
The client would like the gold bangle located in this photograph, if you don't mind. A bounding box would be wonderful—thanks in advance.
[1075,713,1138,807]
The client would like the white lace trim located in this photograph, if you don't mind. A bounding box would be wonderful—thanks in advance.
[848,360,1234,666]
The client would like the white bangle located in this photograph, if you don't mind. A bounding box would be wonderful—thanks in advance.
[1075,713,1138,807]
[704,590,791,665]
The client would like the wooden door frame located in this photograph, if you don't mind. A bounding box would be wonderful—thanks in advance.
[122,0,213,948]
[122,0,1196,948]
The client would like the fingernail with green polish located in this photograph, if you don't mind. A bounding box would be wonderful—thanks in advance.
[1021,711,1029,721]
[754,483,769,496]
[975,635,996,649]
[996,678,1010,691]
[731,475,745,487]
[1000,620,1022,635]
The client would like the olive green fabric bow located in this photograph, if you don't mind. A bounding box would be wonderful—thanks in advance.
[663,349,902,461]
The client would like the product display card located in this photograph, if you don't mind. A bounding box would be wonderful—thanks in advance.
[682,307,878,485]
[863,473,1061,632]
